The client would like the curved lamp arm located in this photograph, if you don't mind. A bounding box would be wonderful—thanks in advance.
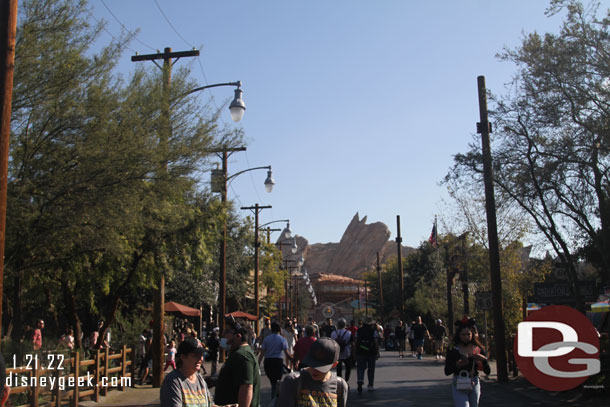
[259,219,290,229]
[178,81,245,122]
[228,165,275,193]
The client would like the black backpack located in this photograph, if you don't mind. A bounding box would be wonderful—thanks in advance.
[356,326,377,356]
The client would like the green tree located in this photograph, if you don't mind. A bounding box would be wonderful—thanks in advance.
[6,0,226,347]
[448,0,610,304]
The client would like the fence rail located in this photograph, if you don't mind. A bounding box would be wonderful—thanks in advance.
[5,345,134,407]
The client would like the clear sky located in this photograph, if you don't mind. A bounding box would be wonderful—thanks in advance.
[88,0,565,248]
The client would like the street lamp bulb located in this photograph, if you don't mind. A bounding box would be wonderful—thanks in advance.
[229,87,246,122]
[283,223,292,239]
[264,169,275,193]
[291,239,298,254]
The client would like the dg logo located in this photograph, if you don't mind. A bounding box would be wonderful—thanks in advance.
[514,305,600,391]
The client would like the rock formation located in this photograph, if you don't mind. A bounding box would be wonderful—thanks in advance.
[302,213,413,279]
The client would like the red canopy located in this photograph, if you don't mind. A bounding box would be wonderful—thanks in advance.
[165,301,201,317]
[225,311,258,321]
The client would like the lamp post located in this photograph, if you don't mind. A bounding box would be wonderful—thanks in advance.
[241,204,273,333]
[212,161,274,356]
[132,47,244,386]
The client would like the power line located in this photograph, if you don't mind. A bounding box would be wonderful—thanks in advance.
[86,10,137,54]
[100,0,156,51]
[153,0,197,49]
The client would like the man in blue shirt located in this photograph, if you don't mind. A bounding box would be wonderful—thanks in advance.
[258,321,292,402]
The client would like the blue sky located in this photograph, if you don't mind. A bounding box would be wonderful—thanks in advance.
[89,0,565,247]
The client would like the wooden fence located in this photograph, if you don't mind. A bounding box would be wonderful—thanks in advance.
[5,345,134,407]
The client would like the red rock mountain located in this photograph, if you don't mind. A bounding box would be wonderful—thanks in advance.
[299,213,414,279]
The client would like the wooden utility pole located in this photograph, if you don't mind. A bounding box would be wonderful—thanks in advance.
[241,204,272,334]
[396,216,404,320]
[477,75,508,382]
[0,0,18,344]
[131,47,199,388]
[211,146,246,362]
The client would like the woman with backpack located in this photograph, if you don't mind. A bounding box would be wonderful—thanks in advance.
[330,318,352,382]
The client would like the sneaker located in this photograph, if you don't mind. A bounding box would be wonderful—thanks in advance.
[418,354,423,360]
[440,355,445,360]
[435,355,439,360]
[367,384,374,392]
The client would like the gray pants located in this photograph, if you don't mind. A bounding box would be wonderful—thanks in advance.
[356,355,376,385]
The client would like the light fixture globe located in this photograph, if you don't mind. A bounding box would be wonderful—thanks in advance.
[264,169,275,193]
[283,222,292,239]
[291,239,298,254]
[229,87,246,122]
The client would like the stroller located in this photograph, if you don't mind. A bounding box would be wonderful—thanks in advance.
[385,331,397,351]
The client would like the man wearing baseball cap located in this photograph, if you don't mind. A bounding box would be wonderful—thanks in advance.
[160,337,215,407]
[276,337,347,407]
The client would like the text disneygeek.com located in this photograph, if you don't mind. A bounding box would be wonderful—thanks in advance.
[6,372,132,391]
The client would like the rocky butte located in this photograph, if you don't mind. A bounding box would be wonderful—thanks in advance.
[300,213,414,279]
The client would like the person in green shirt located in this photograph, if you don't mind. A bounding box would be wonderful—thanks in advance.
[215,323,261,407]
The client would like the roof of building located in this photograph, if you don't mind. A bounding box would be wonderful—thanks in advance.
[311,273,364,284]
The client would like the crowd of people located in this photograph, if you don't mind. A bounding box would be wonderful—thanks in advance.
[15,313,488,407]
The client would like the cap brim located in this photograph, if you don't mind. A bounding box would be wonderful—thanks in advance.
[309,363,334,373]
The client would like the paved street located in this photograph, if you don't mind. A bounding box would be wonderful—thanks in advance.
[86,351,605,406]
[258,351,604,407]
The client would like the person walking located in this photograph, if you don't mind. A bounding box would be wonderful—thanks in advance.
[444,319,490,407]
[165,339,177,371]
[282,320,298,371]
[215,322,261,407]
[257,318,272,352]
[319,318,336,338]
[293,325,317,369]
[407,321,416,357]
[207,330,220,376]
[160,337,213,407]
[395,321,407,358]
[355,316,379,394]
[330,318,352,382]
[276,338,348,407]
[432,319,449,360]
[32,319,44,350]
[411,316,430,360]
[306,317,320,338]
[259,321,291,402]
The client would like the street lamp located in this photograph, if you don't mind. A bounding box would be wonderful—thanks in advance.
[132,47,246,387]
[181,81,245,122]
[212,154,273,360]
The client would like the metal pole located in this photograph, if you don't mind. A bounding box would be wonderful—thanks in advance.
[254,204,260,333]
[376,252,384,320]
[396,216,404,320]
[365,280,368,316]
[0,0,18,344]
[477,75,508,382]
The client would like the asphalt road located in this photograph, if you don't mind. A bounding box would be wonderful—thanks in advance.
[258,351,603,407]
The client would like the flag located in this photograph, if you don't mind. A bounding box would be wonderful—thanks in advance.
[428,218,438,248]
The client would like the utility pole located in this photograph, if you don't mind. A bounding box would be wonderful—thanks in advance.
[241,204,272,333]
[0,0,18,344]
[131,47,199,388]
[396,216,404,321]
[376,252,384,320]
[477,75,508,382]
[211,145,246,361]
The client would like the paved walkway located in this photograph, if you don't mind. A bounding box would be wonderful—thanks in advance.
[79,353,607,406]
